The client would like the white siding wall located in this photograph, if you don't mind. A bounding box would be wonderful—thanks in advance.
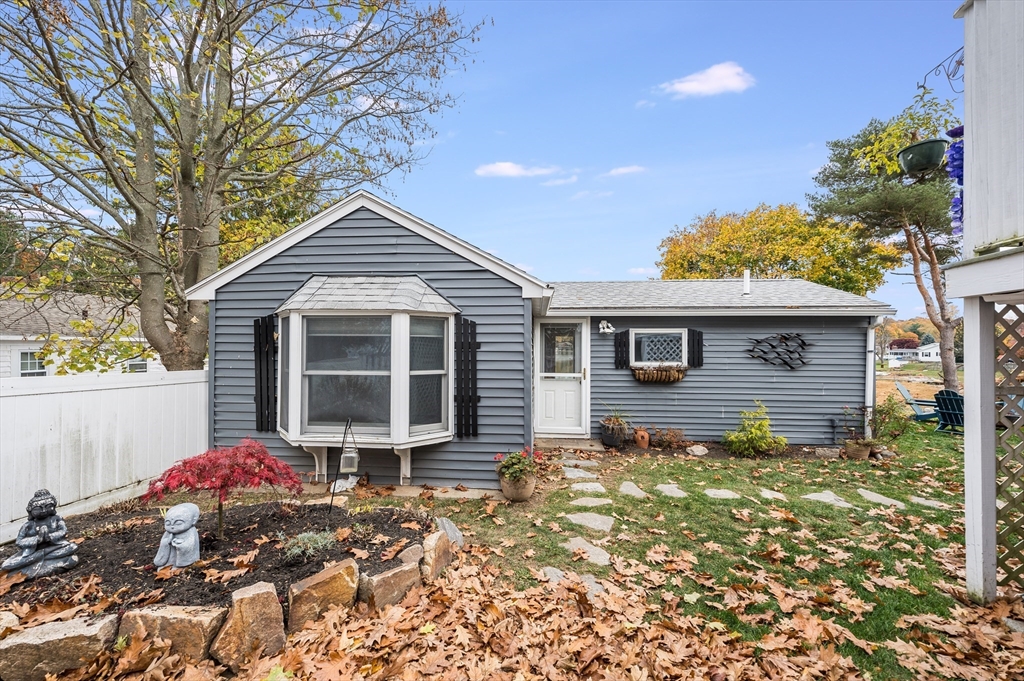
[961,0,1024,255]
[0,370,207,543]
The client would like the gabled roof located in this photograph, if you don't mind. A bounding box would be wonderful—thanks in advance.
[547,279,895,316]
[185,190,551,301]
[277,276,460,314]
[0,293,143,339]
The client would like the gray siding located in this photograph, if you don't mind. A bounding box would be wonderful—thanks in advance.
[212,208,529,488]
[589,316,870,445]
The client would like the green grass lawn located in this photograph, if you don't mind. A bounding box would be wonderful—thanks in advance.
[358,424,973,680]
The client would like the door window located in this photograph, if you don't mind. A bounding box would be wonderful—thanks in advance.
[542,324,581,374]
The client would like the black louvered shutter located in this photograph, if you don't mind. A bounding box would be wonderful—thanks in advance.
[687,329,704,368]
[614,330,629,369]
[454,315,480,438]
[253,315,277,432]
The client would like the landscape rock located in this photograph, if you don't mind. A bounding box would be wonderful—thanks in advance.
[704,488,741,500]
[815,447,842,459]
[287,559,359,633]
[119,605,227,660]
[565,512,614,532]
[686,445,709,457]
[571,482,606,494]
[434,517,465,547]
[421,530,454,581]
[0,614,117,681]
[563,467,598,479]
[397,543,424,564]
[570,497,613,507]
[654,484,687,498]
[560,537,611,566]
[910,496,952,510]
[857,488,906,509]
[580,574,606,595]
[557,459,599,467]
[0,610,18,631]
[802,491,854,508]
[1004,618,1024,634]
[210,581,286,671]
[760,489,788,501]
[541,566,565,583]
[359,562,421,609]
[618,481,648,498]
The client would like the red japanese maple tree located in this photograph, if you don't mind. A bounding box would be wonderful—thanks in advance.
[143,438,304,539]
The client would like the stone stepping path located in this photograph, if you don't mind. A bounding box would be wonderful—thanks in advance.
[910,496,952,510]
[565,512,614,532]
[857,488,905,509]
[563,467,597,480]
[802,491,854,508]
[618,481,648,498]
[571,482,606,494]
[760,489,787,502]
[557,459,599,468]
[560,537,611,566]
[704,488,741,500]
[655,484,687,498]
[571,497,613,507]
[540,567,606,595]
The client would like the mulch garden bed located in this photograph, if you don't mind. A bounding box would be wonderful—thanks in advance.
[1,500,432,618]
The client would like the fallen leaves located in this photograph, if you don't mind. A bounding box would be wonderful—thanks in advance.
[0,570,27,596]
[380,539,409,562]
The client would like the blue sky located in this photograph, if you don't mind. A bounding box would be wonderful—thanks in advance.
[381,1,965,319]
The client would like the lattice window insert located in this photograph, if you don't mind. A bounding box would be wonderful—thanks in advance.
[996,303,1024,590]
[746,333,811,369]
[634,334,682,364]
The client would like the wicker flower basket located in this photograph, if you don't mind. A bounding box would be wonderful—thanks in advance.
[631,366,686,383]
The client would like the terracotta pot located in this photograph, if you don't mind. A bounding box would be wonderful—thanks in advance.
[845,443,871,460]
[634,429,650,449]
[499,474,536,502]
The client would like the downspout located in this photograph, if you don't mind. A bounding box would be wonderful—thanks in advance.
[864,316,881,438]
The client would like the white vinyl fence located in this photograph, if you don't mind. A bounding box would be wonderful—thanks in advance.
[0,370,207,543]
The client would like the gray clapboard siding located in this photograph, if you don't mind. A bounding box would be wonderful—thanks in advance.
[590,316,869,445]
[211,207,529,488]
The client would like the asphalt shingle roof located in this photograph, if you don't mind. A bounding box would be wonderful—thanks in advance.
[277,276,460,314]
[0,293,139,338]
[548,279,895,315]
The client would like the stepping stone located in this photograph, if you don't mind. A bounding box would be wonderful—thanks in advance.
[557,459,599,468]
[1004,618,1024,634]
[571,497,613,507]
[618,481,648,498]
[560,537,611,566]
[686,445,709,456]
[542,566,565,583]
[910,496,952,510]
[565,512,614,532]
[580,574,605,595]
[704,488,741,500]
[655,483,688,498]
[563,467,598,479]
[857,488,906,509]
[802,491,854,508]
[571,482,606,494]
[760,489,787,502]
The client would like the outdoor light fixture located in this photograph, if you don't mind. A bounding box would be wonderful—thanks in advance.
[337,419,360,474]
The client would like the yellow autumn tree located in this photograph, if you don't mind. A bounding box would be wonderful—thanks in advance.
[657,204,901,296]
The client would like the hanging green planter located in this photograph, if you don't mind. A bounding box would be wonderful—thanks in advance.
[897,138,949,175]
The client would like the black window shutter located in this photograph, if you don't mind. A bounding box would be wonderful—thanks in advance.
[687,329,704,368]
[614,330,629,369]
[454,315,480,438]
[253,315,277,432]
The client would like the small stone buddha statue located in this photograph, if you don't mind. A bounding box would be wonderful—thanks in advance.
[154,502,201,568]
[1,489,79,580]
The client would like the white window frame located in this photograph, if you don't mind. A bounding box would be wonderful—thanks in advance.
[277,310,455,449]
[126,359,148,373]
[19,350,47,377]
[628,328,688,369]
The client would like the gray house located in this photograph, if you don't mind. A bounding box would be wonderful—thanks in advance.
[186,191,894,488]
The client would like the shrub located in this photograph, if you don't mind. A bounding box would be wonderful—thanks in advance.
[494,446,543,482]
[722,401,787,458]
[142,438,304,540]
[283,531,337,561]
[871,394,909,444]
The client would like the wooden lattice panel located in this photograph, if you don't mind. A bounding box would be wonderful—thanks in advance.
[995,304,1024,589]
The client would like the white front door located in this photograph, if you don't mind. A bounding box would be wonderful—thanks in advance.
[536,320,589,435]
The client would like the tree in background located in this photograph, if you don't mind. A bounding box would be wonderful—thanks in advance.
[890,338,921,350]
[809,89,961,390]
[0,0,479,370]
[657,204,900,296]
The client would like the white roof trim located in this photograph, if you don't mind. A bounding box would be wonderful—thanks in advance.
[185,190,551,301]
[542,307,896,317]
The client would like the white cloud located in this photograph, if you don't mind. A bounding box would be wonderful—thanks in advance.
[541,175,578,186]
[628,267,658,276]
[570,190,613,201]
[635,99,656,109]
[513,263,535,273]
[657,62,755,99]
[603,165,646,177]
[475,162,558,178]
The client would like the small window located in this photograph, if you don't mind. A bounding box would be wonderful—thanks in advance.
[126,360,148,373]
[629,329,687,368]
[19,351,46,377]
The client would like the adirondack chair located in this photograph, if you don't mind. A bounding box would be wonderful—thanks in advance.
[934,389,964,434]
[894,381,939,421]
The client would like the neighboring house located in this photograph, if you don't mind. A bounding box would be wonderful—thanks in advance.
[944,0,1024,604]
[886,342,941,363]
[0,294,162,378]
[186,191,894,489]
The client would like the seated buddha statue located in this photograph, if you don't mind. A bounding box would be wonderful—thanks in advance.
[1,489,79,580]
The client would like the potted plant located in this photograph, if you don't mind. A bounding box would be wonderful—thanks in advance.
[494,446,542,502]
[600,405,630,448]
[844,437,874,460]
[840,405,872,461]
[897,138,948,175]
[634,425,650,449]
